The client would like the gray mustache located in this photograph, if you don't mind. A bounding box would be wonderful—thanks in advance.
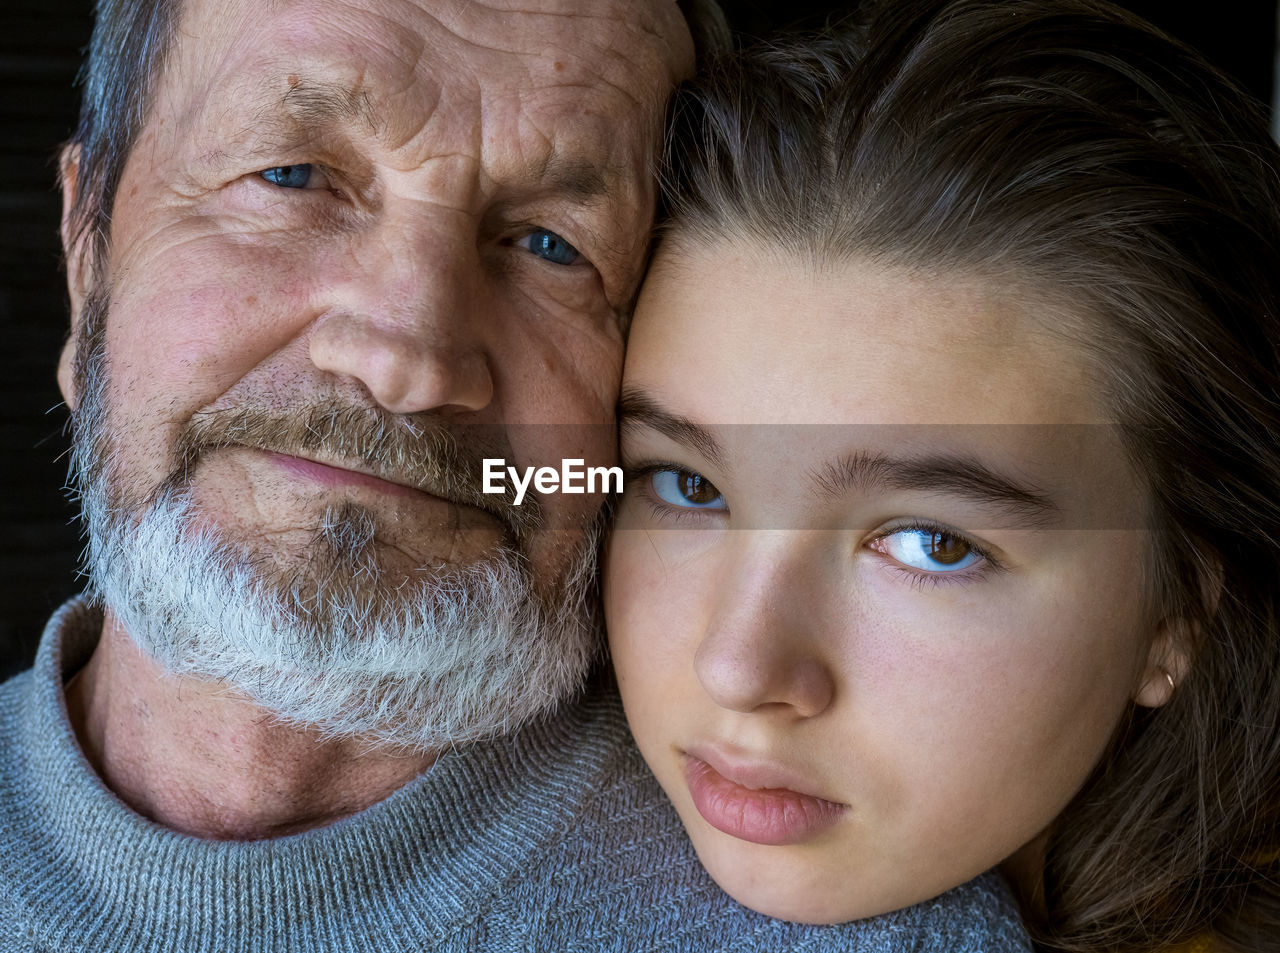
[173,400,541,537]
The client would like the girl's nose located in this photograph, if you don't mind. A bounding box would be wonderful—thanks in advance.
[694,537,837,719]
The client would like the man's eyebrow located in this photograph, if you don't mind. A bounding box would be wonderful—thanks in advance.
[812,450,1062,528]
[278,79,378,132]
[533,150,616,203]
[618,388,727,471]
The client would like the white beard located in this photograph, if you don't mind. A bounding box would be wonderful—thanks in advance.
[70,293,603,751]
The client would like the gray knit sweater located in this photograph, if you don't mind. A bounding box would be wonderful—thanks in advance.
[0,600,1032,952]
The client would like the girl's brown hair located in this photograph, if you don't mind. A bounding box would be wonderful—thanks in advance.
[657,2,1280,950]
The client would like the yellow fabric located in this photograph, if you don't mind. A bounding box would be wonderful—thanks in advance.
[1164,940,1214,953]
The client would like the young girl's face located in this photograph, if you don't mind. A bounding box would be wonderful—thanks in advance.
[603,241,1180,923]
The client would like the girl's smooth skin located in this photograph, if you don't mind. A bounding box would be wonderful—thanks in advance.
[604,241,1185,923]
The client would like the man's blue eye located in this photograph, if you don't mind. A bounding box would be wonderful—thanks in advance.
[650,468,727,510]
[881,529,982,572]
[524,229,580,266]
[259,164,314,189]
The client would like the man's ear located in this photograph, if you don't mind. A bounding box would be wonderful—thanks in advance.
[58,143,93,412]
[57,329,79,412]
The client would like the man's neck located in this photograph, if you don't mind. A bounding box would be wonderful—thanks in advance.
[63,614,438,840]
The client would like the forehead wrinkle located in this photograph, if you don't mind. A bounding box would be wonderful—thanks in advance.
[170,4,437,148]
[479,110,638,214]
[435,0,686,92]
[181,1,666,164]
[186,69,412,162]
[446,0,668,42]
[481,0,690,75]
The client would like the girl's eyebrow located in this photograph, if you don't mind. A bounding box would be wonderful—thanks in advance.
[812,452,1061,529]
[618,387,727,470]
[618,386,1061,529]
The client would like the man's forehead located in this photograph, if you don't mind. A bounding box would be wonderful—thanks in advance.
[191,65,630,192]
[170,0,692,101]
[159,0,691,174]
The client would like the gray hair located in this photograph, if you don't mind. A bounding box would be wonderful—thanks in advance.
[65,0,176,274]
[676,0,732,60]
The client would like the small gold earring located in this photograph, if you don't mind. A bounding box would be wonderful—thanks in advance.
[1164,670,1176,692]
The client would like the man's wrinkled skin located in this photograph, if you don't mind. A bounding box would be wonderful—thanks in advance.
[57,0,693,840]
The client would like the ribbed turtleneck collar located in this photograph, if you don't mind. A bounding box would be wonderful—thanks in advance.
[1,598,618,950]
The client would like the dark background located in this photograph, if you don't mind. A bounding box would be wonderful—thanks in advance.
[2,0,1277,678]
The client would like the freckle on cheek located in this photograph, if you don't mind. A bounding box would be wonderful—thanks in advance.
[245,295,258,307]
[287,74,299,87]
[553,61,564,72]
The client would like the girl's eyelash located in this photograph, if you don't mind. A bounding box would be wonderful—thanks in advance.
[621,460,718,496]
[619,466,1005,585]
[869,518,1005,588]
[621,461,682,488]
[621,461,727,526]
[884,565,987,591]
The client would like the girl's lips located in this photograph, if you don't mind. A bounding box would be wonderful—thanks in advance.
[682,754,847,846]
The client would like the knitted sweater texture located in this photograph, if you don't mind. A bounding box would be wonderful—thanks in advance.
[0,600,1032,952]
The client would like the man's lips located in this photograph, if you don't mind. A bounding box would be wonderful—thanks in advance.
[267,452,431,501]
[682,749,847,847]
[241,447,525,536]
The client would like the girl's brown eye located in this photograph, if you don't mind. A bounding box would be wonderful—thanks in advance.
[650,468,727,510]
[875,527,983,574]
[927,532,973,565]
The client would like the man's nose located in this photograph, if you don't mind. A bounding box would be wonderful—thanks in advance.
[693,536,836,720]
[309,219,494,416]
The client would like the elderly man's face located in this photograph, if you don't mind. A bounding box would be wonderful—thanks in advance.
[60,0,693,746]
